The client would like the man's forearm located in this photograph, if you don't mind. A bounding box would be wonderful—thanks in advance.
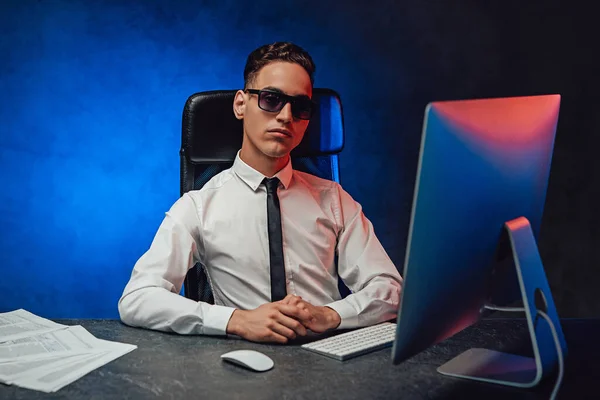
[119,286,234,335]
[326,277,401,329]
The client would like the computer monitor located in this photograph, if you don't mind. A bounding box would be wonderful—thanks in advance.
[392,94,567,389]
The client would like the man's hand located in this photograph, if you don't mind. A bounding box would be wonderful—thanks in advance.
[226,302,314,344]
[280,295,341,333]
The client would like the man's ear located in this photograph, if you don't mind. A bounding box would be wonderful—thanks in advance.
[233,90,246,120]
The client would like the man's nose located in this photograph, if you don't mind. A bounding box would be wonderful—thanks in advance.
[276,102,293,123]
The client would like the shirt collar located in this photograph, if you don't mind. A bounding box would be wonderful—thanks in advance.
[233,151,293,191]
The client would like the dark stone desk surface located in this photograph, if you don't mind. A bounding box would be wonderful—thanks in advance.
[1,318,598,399]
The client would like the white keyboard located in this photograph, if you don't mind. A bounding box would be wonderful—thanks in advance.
[301,322,396,361]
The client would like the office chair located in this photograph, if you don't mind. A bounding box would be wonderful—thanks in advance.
[180,88,348,304]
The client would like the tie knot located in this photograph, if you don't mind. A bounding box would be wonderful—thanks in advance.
[263,177,280,193]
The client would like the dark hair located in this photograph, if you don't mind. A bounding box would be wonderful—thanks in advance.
[243,42,316,89]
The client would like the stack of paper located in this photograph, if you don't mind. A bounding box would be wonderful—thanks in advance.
[0,309,136,393]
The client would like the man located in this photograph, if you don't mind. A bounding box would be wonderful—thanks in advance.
[118,42,402,344]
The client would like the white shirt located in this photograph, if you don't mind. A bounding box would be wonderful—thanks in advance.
[118,152,403,336]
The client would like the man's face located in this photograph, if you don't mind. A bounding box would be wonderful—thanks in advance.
[234,61,312,159]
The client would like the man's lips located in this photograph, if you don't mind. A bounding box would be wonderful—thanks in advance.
[268,128,292,137]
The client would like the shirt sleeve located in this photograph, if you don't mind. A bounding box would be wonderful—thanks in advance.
[325,184,403,329]
[118,193,235,335]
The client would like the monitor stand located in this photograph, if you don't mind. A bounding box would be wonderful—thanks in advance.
[437,216,567,388]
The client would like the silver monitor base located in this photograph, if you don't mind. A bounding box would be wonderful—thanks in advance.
[437,217,567,388]
[438,348,537,387]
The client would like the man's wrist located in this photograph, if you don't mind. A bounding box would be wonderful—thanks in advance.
[324,306,341,329]
[226,309,245,336]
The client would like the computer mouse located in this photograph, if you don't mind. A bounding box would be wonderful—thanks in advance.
[220,349,274,372]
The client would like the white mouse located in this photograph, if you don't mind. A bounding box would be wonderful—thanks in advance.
[220,349,274,372]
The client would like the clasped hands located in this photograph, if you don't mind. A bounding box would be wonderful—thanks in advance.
[226,295,341,343]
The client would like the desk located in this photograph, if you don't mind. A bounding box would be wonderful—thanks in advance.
[1,318,598,399]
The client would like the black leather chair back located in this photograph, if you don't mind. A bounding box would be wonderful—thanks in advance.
[180,89,347,303]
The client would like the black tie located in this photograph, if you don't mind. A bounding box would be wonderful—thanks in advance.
[264,177,287,302]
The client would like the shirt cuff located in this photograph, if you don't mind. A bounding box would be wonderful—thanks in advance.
[325,299,359,330]
[201,304,236,336]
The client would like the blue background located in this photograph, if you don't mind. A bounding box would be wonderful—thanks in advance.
[2,0,599,318]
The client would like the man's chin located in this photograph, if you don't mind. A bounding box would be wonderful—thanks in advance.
[261,145,294,159]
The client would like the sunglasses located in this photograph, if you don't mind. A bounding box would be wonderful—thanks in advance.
[245,89,315,120]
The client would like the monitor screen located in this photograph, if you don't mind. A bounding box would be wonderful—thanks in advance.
[392,94,561,364]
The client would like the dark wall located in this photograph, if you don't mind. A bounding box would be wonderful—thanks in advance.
[1,0,598,318]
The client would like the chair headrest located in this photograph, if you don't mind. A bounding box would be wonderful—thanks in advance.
[182,88,345,163]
